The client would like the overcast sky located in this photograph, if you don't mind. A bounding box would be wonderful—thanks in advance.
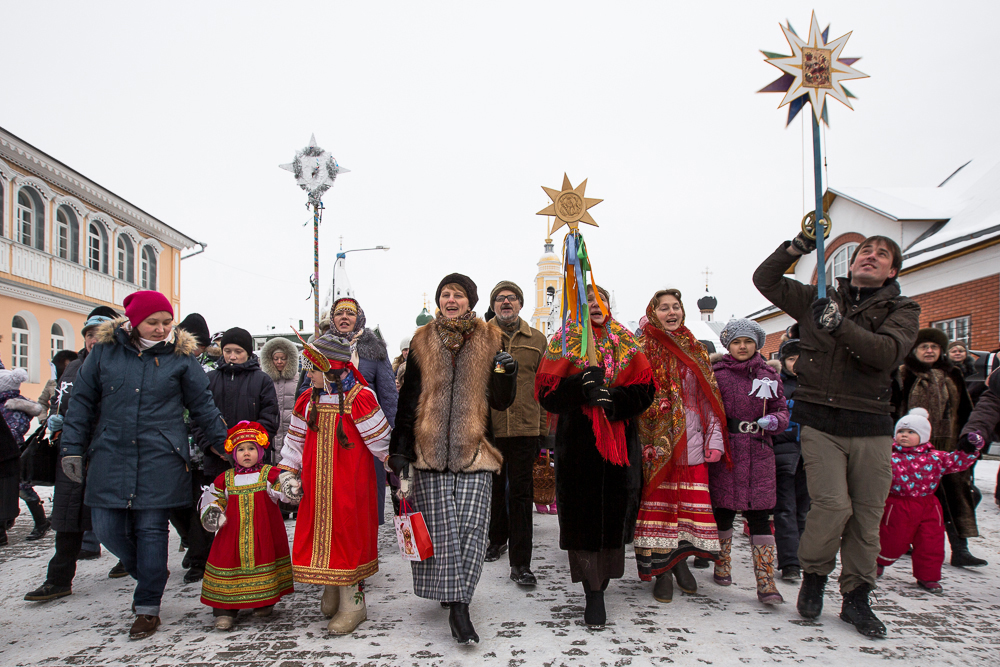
[5,1,998,348]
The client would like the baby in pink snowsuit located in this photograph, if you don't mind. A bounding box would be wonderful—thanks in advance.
[877,408,985,594]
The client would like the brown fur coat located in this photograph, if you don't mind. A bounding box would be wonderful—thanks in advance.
[389,318,517,474]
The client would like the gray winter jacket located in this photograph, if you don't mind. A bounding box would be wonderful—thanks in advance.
[61,318,228,510]
[260,336,300,461]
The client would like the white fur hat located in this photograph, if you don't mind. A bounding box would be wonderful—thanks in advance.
[0,368,29,394]
[895,407,931,444]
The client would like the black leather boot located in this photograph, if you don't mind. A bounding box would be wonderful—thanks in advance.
[25,501,51,541]
[583,582,606,627]
[950,536,988,567]
[796,572,827,619]
[840,583,887,638]
[448,602,479,644]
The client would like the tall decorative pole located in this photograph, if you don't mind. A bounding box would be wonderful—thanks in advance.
[759,12,867,298]
[280,135,350,336]
[536,174,603,365]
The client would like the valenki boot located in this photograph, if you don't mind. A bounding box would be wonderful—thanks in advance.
[750,535,784,604]
[321,585,339,617]
[328,583,366,635]
[714,529,733,586]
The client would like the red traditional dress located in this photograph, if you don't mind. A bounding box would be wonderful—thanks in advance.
[199,464,294,609]
[280,383,390,585]
[633,302,729,581]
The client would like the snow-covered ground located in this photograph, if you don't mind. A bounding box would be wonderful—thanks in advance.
[3,462,1000,666]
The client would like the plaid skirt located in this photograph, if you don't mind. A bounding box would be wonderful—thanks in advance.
[410,469,492,603]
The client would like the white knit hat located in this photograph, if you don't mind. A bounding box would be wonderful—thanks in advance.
[0,368,28,394]
[895,408,931,444]
[400,336,411,352]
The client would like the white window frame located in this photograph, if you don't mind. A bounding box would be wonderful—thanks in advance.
[11,316,29,370]
[932,316,971,348]
[141,245,158,289]
[825,242,859,287]
[50,322,65,356]
[55,207,80,263]
[116,234,135,283]
[17,190,34,247]
[88,222,106,272]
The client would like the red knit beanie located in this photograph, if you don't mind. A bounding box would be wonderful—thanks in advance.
[123,290,174,327]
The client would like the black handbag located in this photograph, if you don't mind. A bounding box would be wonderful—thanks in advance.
[21,424,58,486]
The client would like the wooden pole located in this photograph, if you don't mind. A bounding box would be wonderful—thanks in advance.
[313,201,323,337]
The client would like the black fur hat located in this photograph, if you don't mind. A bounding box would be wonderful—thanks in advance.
[436,273,478,309]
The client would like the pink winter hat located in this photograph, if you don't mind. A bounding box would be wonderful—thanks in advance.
[123,290,173,327]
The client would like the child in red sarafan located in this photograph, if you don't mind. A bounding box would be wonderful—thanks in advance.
[877,408,985,594]
[199,421,295,630]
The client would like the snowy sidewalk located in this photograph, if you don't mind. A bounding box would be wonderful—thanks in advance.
[2,462,999,666]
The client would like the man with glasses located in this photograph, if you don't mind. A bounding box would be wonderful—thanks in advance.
[484,281,549,586]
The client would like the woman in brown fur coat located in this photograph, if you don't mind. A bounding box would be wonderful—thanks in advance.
[388,273,517,645]
[893,327,979,567]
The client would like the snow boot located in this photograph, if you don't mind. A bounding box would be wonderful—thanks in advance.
[797,572,827,619]
[25,500,50,541]
[321,585,340,617]
[328,584,366,635]
[782,565,801,581]
[653,571,673,603]
[839,583,887,638]
[750,535,783,604]
[673,558,697,594]
[582,581,607,627]
[917,580,943,595]
[448,602,479,644]
[713,529,733,586]
[949,536,988,567]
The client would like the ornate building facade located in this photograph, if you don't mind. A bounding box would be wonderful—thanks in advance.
[0,127,200,392]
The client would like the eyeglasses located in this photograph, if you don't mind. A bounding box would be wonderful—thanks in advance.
[494,295,519,303]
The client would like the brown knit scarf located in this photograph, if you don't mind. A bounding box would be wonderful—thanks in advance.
[436,310,477,356]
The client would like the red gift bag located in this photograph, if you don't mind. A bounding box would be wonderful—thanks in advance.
[394,498,434,561]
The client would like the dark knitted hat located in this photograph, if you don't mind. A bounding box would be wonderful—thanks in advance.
[436,273,478,309]
[220,327,254,355]
[87,306,119,320]
[312,332,352,363]
[779,338,801,362]
[177,313,211,347]
[914,327,949,351]
[490,280,524,306]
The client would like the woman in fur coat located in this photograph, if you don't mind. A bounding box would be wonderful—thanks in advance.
[893,328,979,566]
[260,337,301,464]
[710,319,789,605]
[535,285,654,628]
[388,273,517,645]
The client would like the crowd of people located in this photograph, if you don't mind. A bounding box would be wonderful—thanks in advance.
[1,232,998,647]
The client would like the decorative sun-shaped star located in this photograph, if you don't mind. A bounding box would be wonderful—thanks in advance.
[537,174,603,235]
[279,134,350,204]
[760,12,868,125]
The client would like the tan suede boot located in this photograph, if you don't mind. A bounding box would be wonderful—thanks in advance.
[327,583,366,635]
[321,585,340,618]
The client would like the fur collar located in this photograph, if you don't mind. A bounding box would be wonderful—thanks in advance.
[96,316,198,356]
[355,328,388,362]
[260,337,300,381]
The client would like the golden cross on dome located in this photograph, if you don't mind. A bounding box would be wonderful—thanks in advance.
[536,174,603,235]
[702,267,713,291]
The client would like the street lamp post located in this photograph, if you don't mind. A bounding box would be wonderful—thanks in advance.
[331,240,390,305]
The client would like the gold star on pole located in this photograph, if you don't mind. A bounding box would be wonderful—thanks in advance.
[536,174,603,235]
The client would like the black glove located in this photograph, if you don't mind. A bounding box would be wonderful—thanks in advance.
[790,232,817,255]
[588,386,613,410]
[580,366,604,392]
[493,351,516,374]
[957,431,985,454]
[812,297,843,332]
[387,454,411,477]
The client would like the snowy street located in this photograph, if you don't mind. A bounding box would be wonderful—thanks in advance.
[3,461,1000,666]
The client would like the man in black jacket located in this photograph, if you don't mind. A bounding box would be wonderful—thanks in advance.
[754,234,920,638]
[189,327,279,583]
[24,306,121,601]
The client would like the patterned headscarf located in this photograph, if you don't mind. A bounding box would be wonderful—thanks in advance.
[330,297,366,337]
[435,310,478,356]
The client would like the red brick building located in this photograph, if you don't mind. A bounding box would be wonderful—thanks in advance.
[750,158,1000,358]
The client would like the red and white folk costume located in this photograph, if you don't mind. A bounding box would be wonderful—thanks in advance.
[199,423,294,611]
[280,371,390,586]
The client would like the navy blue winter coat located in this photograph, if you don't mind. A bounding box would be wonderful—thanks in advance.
[61,318,227,510]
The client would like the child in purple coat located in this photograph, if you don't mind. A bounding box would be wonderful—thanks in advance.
[710,319,789,604]
[877,408,984,594]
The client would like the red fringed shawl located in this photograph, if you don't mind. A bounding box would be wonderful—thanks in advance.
[535,316,652,466]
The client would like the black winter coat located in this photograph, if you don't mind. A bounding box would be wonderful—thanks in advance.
[538,373,654,552]
[51,348,91,532]
[772,371,801,456]
[198,355,279,479]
